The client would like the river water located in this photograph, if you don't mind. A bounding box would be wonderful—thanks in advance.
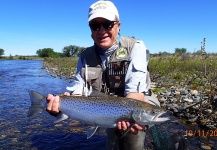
[0,60,216,150]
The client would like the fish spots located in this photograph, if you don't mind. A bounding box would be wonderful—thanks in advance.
[58,94,166,127]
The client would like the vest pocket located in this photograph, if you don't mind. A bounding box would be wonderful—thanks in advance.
[107,61,130,89]
[81,67,103,91]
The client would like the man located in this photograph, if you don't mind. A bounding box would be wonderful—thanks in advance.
[47,1,160,149]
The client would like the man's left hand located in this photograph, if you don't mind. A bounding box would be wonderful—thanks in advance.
[118,92,148,134]
[117,121,145,135]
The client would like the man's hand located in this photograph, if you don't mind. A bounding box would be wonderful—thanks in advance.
[116,92,148,134]
[46,94,60,114]
[46,92,79,114]
[117,121,145,135]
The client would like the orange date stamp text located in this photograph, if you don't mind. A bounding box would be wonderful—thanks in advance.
[185,129,217,137]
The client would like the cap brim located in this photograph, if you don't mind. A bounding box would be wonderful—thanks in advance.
[88,12,115,22]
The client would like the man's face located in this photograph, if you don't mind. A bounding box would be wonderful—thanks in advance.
[89,17,120,49]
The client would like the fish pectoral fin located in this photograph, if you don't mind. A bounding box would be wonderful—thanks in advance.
[54,113,69,123]
[87,126,99,139]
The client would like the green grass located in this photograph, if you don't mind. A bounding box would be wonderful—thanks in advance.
[43,57,78,79]
[149,54,217,95]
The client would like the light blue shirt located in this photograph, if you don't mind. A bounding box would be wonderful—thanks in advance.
[66,40,150,96]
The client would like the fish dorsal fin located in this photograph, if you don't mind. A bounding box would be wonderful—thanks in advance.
[87,126,99,139]
[54,113,69,123]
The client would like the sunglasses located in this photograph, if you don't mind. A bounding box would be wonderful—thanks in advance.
[89,21,119,31]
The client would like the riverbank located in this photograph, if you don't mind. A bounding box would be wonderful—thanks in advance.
[0,55,41,60]
[43,57,78,79]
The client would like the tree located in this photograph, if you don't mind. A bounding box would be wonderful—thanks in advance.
[0,48,4,57]
[175,48,187,55]
[62,46,71,57]
[36,48,58,57]
[62,45,84,57]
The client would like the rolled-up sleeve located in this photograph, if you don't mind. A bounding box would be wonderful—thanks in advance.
[66,56,85,94]
[124,40,150,95]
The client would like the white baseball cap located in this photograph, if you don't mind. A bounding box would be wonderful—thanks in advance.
[88,0,119,22]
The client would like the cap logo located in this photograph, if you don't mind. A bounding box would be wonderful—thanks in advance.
[93,2,109,11]
[88,1,119,22]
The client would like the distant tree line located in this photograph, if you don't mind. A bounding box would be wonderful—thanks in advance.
[1,46,217,59]
[36,45,84,58]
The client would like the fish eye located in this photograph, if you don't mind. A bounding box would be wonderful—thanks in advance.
[151,110,156,114]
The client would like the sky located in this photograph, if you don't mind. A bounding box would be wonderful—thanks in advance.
[0,0,216,56]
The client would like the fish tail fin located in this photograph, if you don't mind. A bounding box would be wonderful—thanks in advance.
[28,90,46,117]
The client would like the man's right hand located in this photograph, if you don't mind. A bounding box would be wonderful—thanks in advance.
[46,92,73,114]
[46,94,60,114]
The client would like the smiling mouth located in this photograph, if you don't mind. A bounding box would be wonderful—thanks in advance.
[99,36,108,40]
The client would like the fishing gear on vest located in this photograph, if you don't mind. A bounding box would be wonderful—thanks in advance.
[80,36,150,97]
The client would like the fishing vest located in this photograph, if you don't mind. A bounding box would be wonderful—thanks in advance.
[80,36,144,96]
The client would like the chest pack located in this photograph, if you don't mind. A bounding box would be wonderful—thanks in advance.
[80,36,137,96]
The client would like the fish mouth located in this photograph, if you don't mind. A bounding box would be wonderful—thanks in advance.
[153,112,170,122]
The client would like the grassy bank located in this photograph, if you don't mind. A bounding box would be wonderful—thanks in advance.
[43,57,78,79]
[149,54,217,96]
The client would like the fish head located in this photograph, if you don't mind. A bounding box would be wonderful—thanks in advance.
[132,107,169,125]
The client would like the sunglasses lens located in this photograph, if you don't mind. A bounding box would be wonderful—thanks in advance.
[89,23,101,31]
[102,21,113,30]
[89,21,116,31]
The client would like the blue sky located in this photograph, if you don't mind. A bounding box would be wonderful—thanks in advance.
[0,0,216,56]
